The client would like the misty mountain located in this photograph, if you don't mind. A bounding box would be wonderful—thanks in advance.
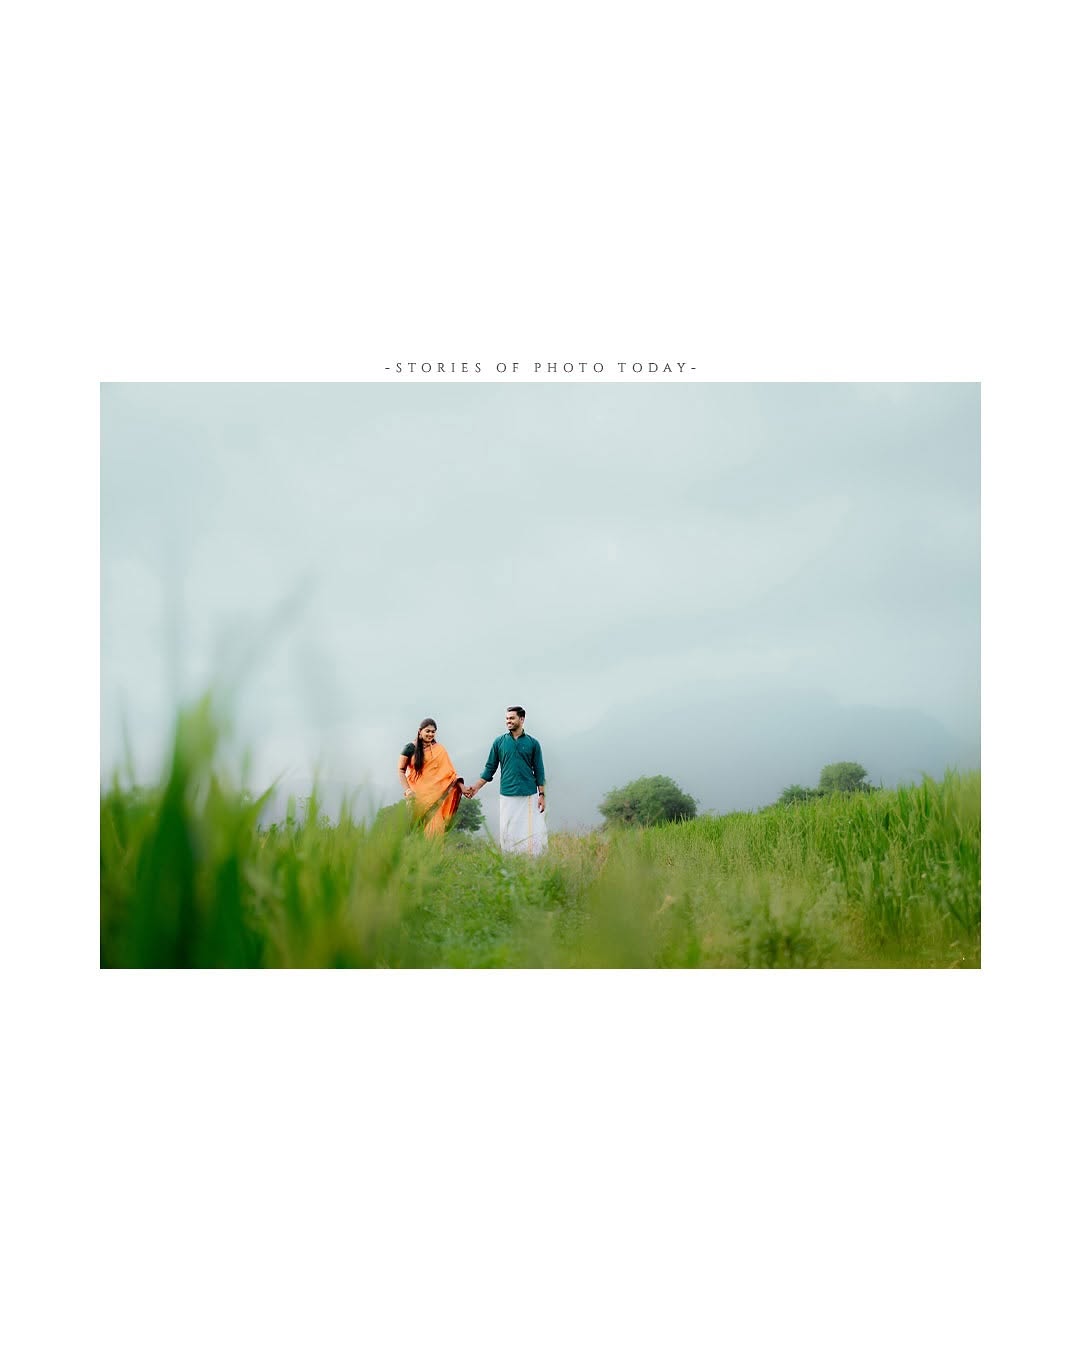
[543,681,979,828]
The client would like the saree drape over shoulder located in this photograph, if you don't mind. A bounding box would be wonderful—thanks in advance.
[402,742,463,838]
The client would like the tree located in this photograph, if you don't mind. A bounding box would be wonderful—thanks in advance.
[777,783,820,806]
[449,795,485,833]
[817,761,871,794]
[598,775,697,828]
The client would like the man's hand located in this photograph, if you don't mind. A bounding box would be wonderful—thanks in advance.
[538,791,546,814]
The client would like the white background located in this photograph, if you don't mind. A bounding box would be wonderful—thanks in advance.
[4,2,1078,1347]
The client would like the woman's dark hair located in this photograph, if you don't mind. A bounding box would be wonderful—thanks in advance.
[412,718,437,775]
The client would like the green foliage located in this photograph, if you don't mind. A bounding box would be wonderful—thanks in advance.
[449,795,485,833]
[598,774,698,828]
[777,783,821,806]
[101,699,979,969]
[818,761,871,794]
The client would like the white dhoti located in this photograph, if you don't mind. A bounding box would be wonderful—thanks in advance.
[499,793,548,855]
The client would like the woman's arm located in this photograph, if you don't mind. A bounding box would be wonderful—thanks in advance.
[398,754,414,798]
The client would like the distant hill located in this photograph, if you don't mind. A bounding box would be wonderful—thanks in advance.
[544,682,979,829]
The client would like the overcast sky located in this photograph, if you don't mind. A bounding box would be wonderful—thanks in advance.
[100,382,979,825]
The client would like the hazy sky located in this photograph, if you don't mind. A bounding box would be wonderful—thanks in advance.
[101,382,979,825]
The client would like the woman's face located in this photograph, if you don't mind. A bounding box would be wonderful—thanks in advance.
[419,724,437,744]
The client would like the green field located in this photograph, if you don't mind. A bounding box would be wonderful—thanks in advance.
[100,701,980,969]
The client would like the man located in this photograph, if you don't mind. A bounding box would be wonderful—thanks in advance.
[465,706,548,855]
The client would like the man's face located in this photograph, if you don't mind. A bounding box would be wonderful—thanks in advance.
[505,710,523,734]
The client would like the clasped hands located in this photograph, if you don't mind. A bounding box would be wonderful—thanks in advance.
[396,780,544,812]
[460,781,545,813]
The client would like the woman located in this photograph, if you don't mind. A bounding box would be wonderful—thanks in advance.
[397,718,464,838]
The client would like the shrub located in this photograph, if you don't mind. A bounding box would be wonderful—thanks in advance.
[598,775,697,828]
[818,761,872,794]
[449,795,485,833]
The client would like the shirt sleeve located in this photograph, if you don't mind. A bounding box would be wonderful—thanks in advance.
[401,742,416,758]
[481,739,500,782]
[532,740,546,788]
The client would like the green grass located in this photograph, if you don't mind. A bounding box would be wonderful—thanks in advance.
[101,699,980,968]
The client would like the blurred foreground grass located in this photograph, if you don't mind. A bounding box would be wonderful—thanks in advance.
[101,699,980,968]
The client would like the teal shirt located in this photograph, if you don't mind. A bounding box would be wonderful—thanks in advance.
[481,733,546,797]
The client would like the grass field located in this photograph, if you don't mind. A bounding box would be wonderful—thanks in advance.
[100,700,980,969]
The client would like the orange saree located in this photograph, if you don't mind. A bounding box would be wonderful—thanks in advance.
[402,742,463,838]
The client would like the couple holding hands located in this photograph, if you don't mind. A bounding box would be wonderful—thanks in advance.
[397,705,548,856]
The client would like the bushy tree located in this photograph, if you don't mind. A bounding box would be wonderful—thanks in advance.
[599,775,697,828]
[777,783,820,806]
[818,761,871,794]
[449,795,485,833]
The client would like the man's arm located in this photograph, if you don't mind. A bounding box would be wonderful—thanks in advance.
[467,741,500,797]
[534,741,546,813]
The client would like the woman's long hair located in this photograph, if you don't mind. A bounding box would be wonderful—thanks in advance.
[412,718,437,776]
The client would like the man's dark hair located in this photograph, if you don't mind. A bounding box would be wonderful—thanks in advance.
[507,705,526,718]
